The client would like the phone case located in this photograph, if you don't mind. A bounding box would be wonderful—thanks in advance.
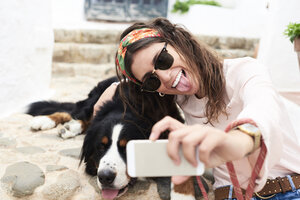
[126,139,204,177]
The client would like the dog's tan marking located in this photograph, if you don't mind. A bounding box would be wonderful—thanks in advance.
[101,136,109,145]
[80,119,91,132]
[173,177,195,196]
[48,112,72,125]
[119,139,127,147]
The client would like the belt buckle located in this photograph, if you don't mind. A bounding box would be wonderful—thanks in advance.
[255,192,276,199]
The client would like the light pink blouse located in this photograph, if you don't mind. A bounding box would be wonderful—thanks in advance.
[176,57,300,191]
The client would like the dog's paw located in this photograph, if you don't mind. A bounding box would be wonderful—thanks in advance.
[57,120,82,139]
[30,116,56,131]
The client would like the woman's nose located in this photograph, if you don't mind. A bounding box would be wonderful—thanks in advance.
[155,69,171,84]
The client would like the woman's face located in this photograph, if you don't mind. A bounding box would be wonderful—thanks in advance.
[131,42,200,96]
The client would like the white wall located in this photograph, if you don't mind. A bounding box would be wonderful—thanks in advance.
[51,0,269,38]
[257,0,300,91]
[0,0,53,118]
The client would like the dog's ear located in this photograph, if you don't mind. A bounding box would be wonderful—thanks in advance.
[79,128,98,176]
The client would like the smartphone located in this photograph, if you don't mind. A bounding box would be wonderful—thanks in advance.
[126,139,205,177]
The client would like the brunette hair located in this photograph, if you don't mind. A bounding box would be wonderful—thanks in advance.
[116,18,227,124]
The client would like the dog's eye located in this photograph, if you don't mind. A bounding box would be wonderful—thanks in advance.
[101,136,109,145]
[119,139,128,148]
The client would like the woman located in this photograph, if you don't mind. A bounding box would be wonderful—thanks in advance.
[94,18,300,200]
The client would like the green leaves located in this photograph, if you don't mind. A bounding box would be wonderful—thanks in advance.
[172,0,221,14]
[284,22,300,43]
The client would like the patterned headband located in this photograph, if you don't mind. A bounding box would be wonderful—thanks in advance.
[116,28,161,84]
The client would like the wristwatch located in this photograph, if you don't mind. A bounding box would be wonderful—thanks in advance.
[235,123,261,154]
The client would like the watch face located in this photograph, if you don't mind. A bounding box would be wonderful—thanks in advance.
[239,123,260,135]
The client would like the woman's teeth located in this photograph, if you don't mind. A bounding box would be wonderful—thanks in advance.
[172,70,183,88]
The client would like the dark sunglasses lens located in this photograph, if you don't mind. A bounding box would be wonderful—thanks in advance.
[155,51,174,70]
[141,76,161,92]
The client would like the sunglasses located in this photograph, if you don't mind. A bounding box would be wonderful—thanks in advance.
[140,42,174,92]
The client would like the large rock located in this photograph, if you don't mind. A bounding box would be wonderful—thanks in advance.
[1,161,45,197]
[16,146,45,155]
[42,170,80,200]
[58,148,81,159]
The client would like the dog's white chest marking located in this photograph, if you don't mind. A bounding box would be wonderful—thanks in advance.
[98,124,129,188]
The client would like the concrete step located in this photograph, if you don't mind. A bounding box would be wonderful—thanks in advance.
[54,29,122,44]
[52,62,115,79]
[52,42,256,64]
[53,43,117,64]
[54,29,259,50]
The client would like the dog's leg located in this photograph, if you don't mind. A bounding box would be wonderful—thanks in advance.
[30,112,72,131]
[58,119,89,139]
[171,177,195,200]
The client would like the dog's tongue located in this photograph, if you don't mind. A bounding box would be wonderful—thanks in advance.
[102,189,119,200]
[176,73,191,92]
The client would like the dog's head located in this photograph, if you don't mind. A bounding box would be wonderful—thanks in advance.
[80,101,155,199]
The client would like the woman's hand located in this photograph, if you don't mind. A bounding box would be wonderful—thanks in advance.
[93,84,118,116]
[150,116,254,184]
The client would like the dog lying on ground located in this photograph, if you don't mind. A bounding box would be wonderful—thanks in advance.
[27,76,208,200]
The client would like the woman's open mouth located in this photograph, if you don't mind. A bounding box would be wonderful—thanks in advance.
[172,69,186,88]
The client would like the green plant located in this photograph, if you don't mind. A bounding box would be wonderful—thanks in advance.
[172,0,221,14]
[284,22,300,43]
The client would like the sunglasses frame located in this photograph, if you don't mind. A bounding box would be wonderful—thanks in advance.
[140,42,173,92]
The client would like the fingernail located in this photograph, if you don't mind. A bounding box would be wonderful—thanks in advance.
[149,134,155,141]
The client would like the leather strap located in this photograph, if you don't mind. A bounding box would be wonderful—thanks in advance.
[224,118,267,200]
[215,174,300,200]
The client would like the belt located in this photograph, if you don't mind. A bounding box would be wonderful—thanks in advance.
[215,174,300,200]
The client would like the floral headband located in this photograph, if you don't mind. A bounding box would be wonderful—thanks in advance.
[116,28,161,84]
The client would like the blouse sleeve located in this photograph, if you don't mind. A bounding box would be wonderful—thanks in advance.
[227,57,290,190]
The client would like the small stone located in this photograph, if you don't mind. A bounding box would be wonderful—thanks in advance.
[58,148,81,159]
[42,170,80,200]
[1,161,45,197]
[46,165,68,172]
[16,146,45,155]
[0,137,17,148]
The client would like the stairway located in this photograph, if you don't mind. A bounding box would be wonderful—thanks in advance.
[52,29,259,79]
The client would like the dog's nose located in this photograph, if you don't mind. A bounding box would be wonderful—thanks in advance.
[98,170,116,185]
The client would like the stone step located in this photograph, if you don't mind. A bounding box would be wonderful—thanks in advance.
[52,62,115,79]
[53,43,117,64]
[54,29,122,44]
[54,29,259,50]
[52,42,256,64]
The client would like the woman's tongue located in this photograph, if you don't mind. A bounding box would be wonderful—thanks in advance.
[176,73,191,92]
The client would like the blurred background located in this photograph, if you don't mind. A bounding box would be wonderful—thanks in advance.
[0,0,299,118]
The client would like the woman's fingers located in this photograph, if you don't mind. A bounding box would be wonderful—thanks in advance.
[180,126,206,167]
[167,128,191,165]
[149,116,184,141]
[197,130,226,167]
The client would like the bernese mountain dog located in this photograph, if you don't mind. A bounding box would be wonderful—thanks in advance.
[27,76,208,200]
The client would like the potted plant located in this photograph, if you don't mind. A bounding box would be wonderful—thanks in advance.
[284,22,300,69]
